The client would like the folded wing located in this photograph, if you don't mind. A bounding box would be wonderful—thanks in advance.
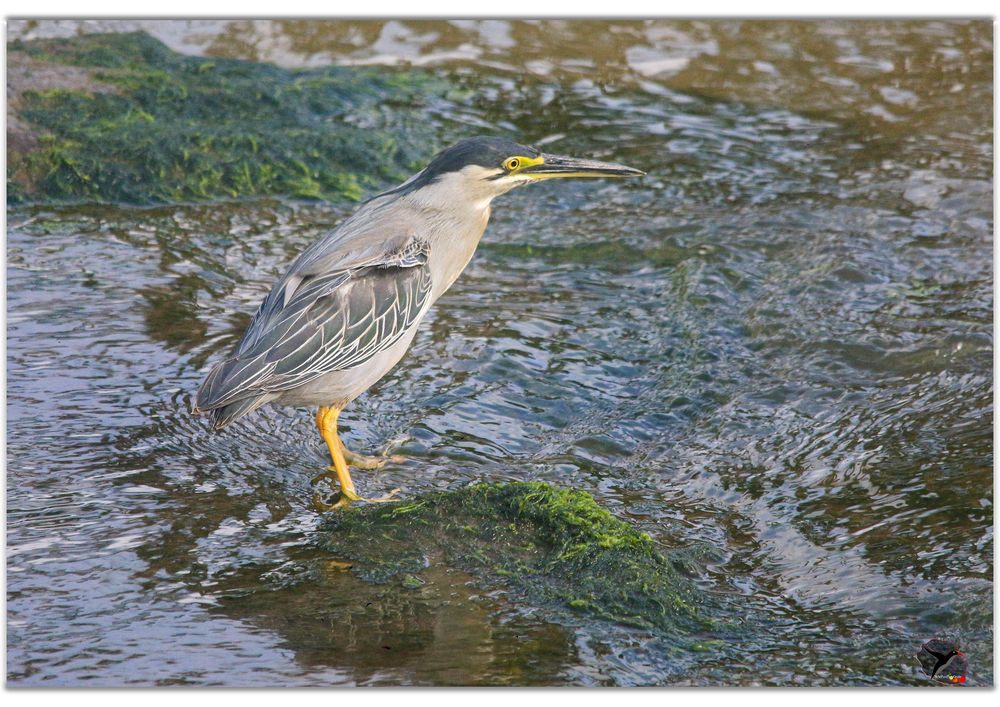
[195,239,431,425]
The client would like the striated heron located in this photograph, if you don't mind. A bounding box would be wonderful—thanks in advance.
[193,137,643,508]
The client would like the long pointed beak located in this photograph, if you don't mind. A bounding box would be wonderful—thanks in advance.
[522,153,645,180]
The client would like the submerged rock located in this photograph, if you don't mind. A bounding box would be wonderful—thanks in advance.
[7,31,449,205]
[316,481,708,635]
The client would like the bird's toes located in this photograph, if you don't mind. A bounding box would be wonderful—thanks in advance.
[312,491,345,512]
[361,487,401,504]
[346,455,389,470]
[344,447,407,469]
[312,485,366,512]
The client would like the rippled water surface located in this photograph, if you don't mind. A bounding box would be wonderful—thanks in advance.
[6,19,993,686]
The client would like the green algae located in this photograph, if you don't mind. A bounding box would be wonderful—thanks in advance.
[7,32,450,205]
[316,482,708,635]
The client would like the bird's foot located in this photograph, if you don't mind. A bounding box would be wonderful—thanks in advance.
[311,477,401,511]
[312,491,353,512]
[342,450,406,469]
[309,456,397,484]
[357,487,402,504]
[341,436,409,470]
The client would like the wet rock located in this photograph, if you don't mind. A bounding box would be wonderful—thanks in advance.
[7,31,448,205]
[315,481,708,635]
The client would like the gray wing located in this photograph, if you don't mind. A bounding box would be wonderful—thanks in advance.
[195,238,431,418]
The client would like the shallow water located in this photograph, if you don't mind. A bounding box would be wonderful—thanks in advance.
[6,19,993,686]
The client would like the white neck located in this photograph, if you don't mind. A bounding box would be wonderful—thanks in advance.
[402,167,502,302]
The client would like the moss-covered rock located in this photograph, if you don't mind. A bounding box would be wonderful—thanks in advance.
[7,31,451,205]
[316,481,708,635]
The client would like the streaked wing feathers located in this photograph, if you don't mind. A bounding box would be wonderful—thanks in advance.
[195,240,431,412]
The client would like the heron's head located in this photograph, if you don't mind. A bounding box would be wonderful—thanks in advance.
[395,136,644,211]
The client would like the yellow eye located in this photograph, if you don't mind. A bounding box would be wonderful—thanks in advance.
[503,157,521,172]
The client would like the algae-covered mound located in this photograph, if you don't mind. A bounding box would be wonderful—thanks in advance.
[7,31,450,205]
[316,481,708,635]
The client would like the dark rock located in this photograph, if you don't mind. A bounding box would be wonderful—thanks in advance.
[316,481,709,635]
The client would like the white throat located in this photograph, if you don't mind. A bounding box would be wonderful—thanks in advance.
[401,165,511,301]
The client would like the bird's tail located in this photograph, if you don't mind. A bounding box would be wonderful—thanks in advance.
[193,357,273,430]
[205,395,273,430]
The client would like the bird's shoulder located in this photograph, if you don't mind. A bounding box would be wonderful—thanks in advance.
[236,202,431,355]
[293,197,431,278]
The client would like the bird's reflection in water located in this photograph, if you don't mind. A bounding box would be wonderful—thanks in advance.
[214,558,577,686]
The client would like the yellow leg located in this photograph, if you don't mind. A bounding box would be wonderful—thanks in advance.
[315,409,403,470]
[315,406,359,509]
[313,406,400,510]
